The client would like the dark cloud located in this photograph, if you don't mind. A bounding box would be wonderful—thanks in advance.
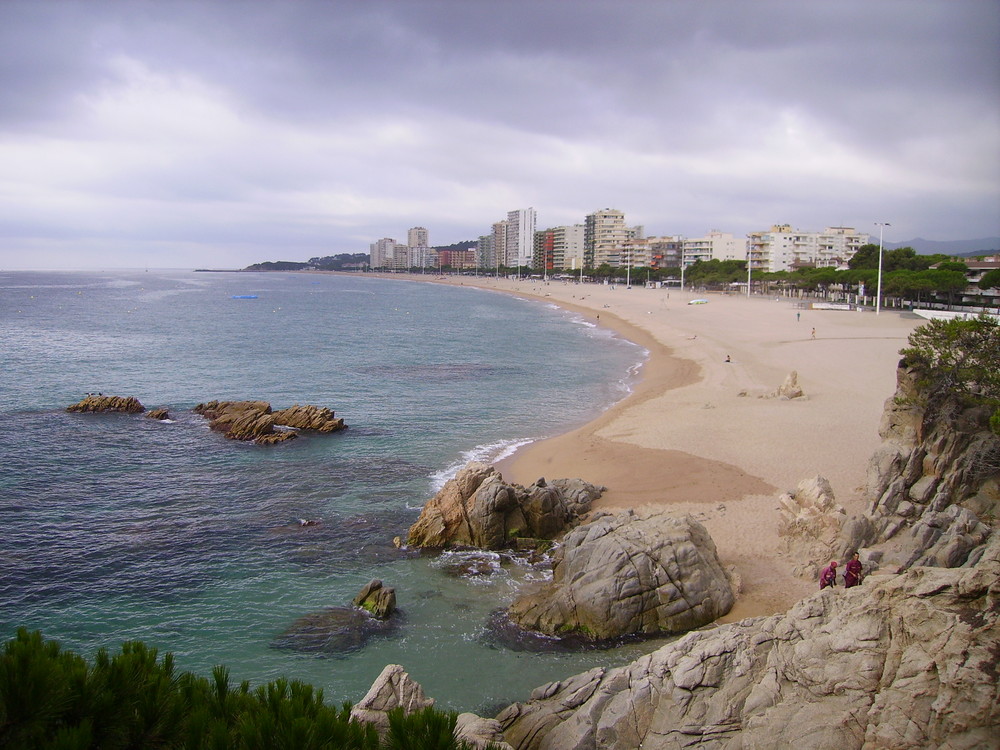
[0,0,997,269]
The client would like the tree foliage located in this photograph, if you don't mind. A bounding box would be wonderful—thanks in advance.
[900,315,1000,433]
[0,629,499,750]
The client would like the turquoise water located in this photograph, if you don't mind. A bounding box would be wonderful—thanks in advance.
[0,269,664,713]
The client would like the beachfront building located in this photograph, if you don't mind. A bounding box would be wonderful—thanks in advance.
[369,237,397,269]
[585,209,643,267]
[647,236,684,269]
[492,220,509,269]
[534,224,585,272]
[477,234,495,270]
[506,208,537,268]
[407,226,431,268]
[748,225,868,272]
[682,230,746,267]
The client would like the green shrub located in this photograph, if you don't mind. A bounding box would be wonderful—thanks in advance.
[0,629,499,750]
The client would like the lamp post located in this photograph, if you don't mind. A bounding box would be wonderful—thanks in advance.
[875,222,891,315]
[746,236,752,298]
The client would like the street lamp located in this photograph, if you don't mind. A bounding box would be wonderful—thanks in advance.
[746,236,752,298]
[875,222,891,315]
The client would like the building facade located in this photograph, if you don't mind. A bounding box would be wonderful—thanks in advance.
[534,224,585,271]
[585,208,632,267]
[506,208,537,268]
[748,225,868,272]
[683,230,745,267]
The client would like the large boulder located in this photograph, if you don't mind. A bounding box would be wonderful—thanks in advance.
[350,665,513,749]
[349,664,435,733]
[67,395,145,413]
[405,462,604,550]
[353,579,397,619]
[778,476,849,580]
[506,510,734,641]
[496,533,1000,749]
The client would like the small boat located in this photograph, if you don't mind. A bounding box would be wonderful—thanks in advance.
[688,298,709,305]
[231,294,259,299]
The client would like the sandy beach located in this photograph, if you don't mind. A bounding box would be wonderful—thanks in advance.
[404,274,923,620]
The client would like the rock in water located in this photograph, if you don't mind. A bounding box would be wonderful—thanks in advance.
[67,395,145,413]
[145,407,170,420]
[507,510,734,641]
[406,462,604,549]
[270,607,395,654]
[497,533,1000,749]
[272,404,346,432]
[353,579,396,619]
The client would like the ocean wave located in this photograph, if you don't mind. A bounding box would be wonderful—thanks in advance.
[425,437,534,494]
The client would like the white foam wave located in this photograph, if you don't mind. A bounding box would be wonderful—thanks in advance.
[426,437,534,493]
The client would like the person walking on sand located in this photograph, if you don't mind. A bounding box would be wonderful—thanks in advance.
[844,552,863,588]
[811,327,816,339]
[819,560,838,589]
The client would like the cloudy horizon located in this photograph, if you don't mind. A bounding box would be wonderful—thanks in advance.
[1,0,998,270]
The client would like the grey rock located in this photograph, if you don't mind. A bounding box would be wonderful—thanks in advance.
[406,462,604,550]
[497,534,1000,750]
[507,511,734,641]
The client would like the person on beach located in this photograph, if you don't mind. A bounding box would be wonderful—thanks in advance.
[819,560,838,589]
[844,552,863,588]
[811,327,816,339]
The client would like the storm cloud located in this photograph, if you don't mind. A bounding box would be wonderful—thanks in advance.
[1,0,997,269]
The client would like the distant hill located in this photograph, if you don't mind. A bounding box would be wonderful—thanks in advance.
[885,237,999,256]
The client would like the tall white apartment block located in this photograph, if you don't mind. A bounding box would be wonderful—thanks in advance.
[407,226,429,248]
[506,208,537,268]
[682,230,745,266]
[748,225,868,272]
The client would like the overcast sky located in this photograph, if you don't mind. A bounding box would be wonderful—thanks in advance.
[1,1,998,270]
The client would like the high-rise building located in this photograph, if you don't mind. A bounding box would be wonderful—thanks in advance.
[505,208,537,268]
[585,209,642,267]
[477,234,495,270]
[492,220,509,269]
[369,237,397,269]
[748,225,868,272]
[407,227,429,248]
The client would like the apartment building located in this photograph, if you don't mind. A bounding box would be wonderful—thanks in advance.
[534,224,585,271]
[506,208,537,268]
[682,230,745,266]
[585,209,642,267]
[492,220,509,269]
[369,237,397,269]
[748,225,868,272]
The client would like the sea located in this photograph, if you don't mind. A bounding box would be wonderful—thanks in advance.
[0,268,664,714]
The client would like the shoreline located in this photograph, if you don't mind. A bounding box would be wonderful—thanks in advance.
[333,272,922,619]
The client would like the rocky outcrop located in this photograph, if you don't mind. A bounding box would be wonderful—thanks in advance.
[271,404,346,432]
[761,370,805,399]
[270,606,397,654]
[193,399,347,443]
[145,407,170,420]
[496,533,1000,749]
[353,579,396,619]
[67,395,145,413]
[778,476,849,580]
[350,665,513,749]
[835,361,998,572]
[405,463,604,550]
[506,511,734,642]
[349,664,435,733]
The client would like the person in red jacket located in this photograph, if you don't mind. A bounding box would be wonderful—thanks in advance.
[819,560,838,589]
[844,552,864,588]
